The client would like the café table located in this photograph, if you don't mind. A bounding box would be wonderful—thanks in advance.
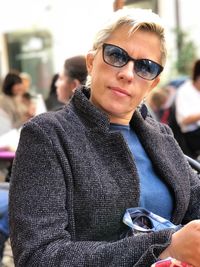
[0,151,15,161]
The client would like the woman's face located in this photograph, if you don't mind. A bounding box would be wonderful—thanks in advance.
[86,26,162,125]
[12,82,26,96]
[56,70,75,104]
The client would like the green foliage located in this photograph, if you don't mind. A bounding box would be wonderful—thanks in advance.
[174,28,197,76]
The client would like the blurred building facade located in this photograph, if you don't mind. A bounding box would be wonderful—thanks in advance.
[0,0,199,97]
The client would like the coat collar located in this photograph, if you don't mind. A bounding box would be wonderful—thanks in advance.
[72,86,148,131]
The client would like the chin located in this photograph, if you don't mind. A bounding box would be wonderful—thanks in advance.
[104,105,126,116]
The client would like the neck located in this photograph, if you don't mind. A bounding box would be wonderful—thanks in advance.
[109,115,131,126]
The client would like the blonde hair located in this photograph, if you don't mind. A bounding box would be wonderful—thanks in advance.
[86,8,166,87]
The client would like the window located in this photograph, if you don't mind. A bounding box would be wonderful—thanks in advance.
[5,30,53,99]
[125,0,158,12]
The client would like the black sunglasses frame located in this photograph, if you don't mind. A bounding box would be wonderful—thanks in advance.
[102,43,164,80]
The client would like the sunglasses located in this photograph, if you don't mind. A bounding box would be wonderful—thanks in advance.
[102,43,163,80]
[121,207,181,238]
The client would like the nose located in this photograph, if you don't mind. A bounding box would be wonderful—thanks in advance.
[117,61,134,82]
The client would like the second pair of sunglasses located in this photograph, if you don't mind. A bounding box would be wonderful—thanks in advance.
[122,207,181,237]
[103,43,163,80]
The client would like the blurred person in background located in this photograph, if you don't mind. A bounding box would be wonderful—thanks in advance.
[20,71,47,116]
[45,73,63,111]
[175,59,200,159]
[20,72,32,93]
[146,86,171,122]
[0,76,37,182]
[0,75,36,264]
[21,92,37,122]
[0,71,27,136]
[0,71,37,141]
[146,82,192,157]
[0,92,37,153]
[56,55,87,104]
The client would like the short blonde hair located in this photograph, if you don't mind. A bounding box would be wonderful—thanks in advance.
[86,8,166,87]
[93,8,166,65]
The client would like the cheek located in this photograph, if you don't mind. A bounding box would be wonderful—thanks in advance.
[91,60,111,87]
[131,82,153,104]
[140,80,155,96]
[12,84,21,94]
[56,85,65,98]
[90,52,109,77]
[57,80,66,90]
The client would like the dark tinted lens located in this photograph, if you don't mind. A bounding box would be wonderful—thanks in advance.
[133,215,153,230]
[103,44,127,67]
[135,59,162,80]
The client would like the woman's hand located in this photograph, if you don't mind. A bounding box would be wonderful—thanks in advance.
[159,220,200,267]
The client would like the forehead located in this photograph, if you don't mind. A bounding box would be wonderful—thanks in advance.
[59,69,67,78]
[13,82,23,87]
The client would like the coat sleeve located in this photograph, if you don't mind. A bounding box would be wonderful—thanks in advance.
[9,120,175,267]
[182,161,200,223]
[159,121,200,223]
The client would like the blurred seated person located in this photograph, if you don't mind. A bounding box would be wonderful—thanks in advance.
[175,59,200,159]
[20,72,32,93]
[45,73,63,111]
[20,71,47,115]
[0,92,36,152]
[0,71,27,136]
[21,92,37,121]
[146,86,171,122]
[56,55,88,105]
[0,89,36,183]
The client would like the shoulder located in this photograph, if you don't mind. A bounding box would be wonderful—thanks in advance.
[0,94,13,106]
[176,80,193,95]
[147,115,173,135]
[23,103,81,136]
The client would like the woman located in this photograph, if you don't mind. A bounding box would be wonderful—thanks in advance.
[45,73,63,111]
[9,8,200,266]
[56,55,87,104]
[0,72,28,135]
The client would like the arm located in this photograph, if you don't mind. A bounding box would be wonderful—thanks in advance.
[159,220,200,266]
[175,87,200,127]
[0,108,12,136]
[9,120,176,267]
[159,155,200,266]
[180,113,200,126]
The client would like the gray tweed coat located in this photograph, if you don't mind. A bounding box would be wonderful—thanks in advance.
[9,87,200,267]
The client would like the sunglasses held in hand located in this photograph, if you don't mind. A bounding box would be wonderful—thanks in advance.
[122,207,181,236]
[103,43,163,80]
[122,208,191,266]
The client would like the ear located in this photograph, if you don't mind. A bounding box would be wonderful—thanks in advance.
[86,51,95,75]
[145,77,160,98]
[151,77,160,90]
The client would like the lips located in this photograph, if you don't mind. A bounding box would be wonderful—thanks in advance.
[109,87,130,96]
